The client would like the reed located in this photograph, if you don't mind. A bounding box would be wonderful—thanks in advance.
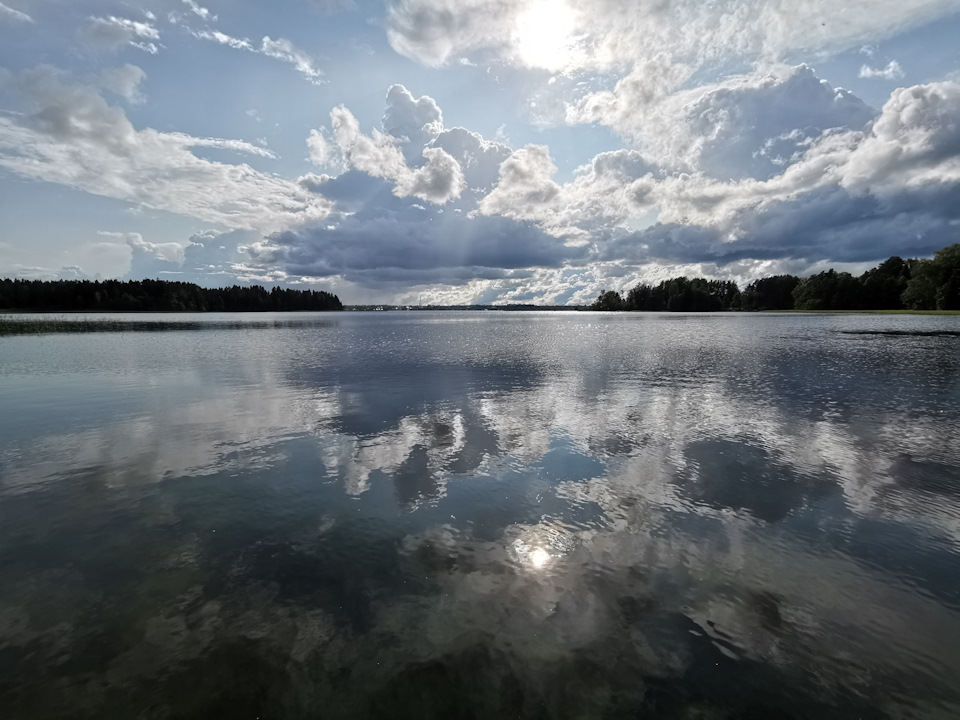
[0,316,336,335]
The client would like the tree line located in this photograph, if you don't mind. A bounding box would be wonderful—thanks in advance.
[0,278,343,312]
[592,243,960,312]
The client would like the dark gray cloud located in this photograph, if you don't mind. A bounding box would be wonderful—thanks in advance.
[608,182,960,267]
[255,175,584,287]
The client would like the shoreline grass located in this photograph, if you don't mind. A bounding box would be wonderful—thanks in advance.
[3,309,959,336]
[0,316,337,336]
[763,309,960,315]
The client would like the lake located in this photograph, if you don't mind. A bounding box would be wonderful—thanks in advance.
[1,311,959,718]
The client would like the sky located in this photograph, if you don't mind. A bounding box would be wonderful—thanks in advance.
[1,0,959,305]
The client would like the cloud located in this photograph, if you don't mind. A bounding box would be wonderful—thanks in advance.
[250,172,582,288]
[859,60,906,80]
[170,133,278,158]
[307,128,336,166]
[382,0,958,228]
[330,105,465,204]
[580,73,956,221]
[429,127,512,194]
[466,73,960,290]
[191,30,324,84]
[381,84,444,163]
[570,64,876,179]
[182,0,211,20]
[387,0,518,68]
[97,64,147,103]
[552,150,658,232]
[331,105,409,178]
[474,144,655,241]
[194,29,251,50]
[401,69,952,281]
[394,146,466,203]
[259,37,324,85]
[386,0,956,75]
[182,229,262,282]
[0,264,94,282]
[648,83,960,262]
[842,81,960,189]
[0,2,32,23]
[478,145,560,220]
[0,66,332,231]
[607,188,954,270]
[82,16,161,54]
[99,231,185,263]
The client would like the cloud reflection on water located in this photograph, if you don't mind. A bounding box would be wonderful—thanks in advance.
[0,313,959,717]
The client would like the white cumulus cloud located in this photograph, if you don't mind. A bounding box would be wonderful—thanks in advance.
[569,64,876,178]
[381,84,444,163]
[859,60,905,80]
[330,104,465,204]
[477,144,561,221]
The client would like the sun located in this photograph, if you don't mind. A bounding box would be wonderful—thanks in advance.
[514,0,578,72]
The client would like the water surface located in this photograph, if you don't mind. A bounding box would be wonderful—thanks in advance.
[1,311,959,718]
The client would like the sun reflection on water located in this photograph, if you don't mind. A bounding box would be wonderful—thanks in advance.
[529,546,550,569]
[509,523,577,572]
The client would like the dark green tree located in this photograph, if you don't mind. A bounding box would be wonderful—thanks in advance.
[741,275,800,310]
[792,270,862,310]
[591,289,625,311]
[859,256,910,309]
[0,279,343,312]
[902,243,960,310]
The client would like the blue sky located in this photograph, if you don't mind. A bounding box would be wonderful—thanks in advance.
[1,0,959,304]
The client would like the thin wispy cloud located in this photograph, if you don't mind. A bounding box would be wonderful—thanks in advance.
[182,0,211,21]
[0,67,328,231]
[0,2,32,23]
[83,15,161,54]
[192,29,324,84]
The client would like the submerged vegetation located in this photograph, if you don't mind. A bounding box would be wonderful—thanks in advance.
[592,243,960,312]
[0,278,343,313]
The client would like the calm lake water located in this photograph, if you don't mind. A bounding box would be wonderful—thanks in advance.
[1,311,959,718]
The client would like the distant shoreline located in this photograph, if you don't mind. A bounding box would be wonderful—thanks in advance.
[762,309,960,316]
[3,307,959,337]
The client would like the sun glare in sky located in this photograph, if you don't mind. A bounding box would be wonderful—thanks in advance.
[514,0,578,71]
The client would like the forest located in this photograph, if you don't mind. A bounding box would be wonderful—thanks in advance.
[592,243,960,312]
[0,278,343,312]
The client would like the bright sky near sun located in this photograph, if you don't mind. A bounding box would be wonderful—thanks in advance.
[2,0,960,304]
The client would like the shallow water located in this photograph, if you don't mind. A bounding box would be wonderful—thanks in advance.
[1,311,959,718]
